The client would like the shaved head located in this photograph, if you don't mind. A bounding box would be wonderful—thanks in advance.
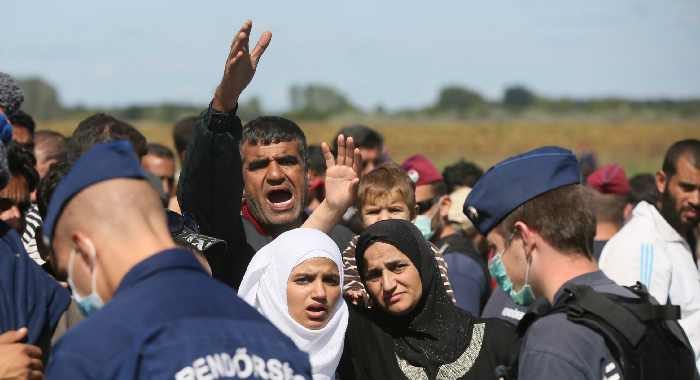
[52,178,173,278]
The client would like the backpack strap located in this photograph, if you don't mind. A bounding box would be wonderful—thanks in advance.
[557,285,647,346]
[494,299,554,380]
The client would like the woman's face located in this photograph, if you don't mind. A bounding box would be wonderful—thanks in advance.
[287,257,341,330]
[362,242,423,316]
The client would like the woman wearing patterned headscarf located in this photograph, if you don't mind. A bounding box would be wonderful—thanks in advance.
[342,219,517,380]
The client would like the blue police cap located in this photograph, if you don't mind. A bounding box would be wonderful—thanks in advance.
[43,141,147,245]
[463,146,581,235]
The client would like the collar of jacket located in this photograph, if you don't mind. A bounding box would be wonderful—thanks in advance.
[633,201,687,245]
[241,200,269,236]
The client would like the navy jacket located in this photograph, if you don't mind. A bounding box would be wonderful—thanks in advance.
[0,221,70,361]
[46,249,311,379]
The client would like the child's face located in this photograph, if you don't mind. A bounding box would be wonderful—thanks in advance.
[361,192,413,228]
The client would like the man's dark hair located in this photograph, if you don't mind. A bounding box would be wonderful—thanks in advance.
[146,143,175,160]
[307,145,326,176]
[627,174,658,206]
[332,124,383,153]
[662,139,700,177]
[442,159,484,192]
[172,116,198,161]
[67,113,147,161]
[37,160,72,218]
[498,184,596,258]
[34,130,66,162]
[7,142,39,193]
[432,181,448,198]
[241,116,307,165]
[9,110,36,136]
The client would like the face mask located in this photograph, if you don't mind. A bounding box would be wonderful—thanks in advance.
[67,248,104,317]
[413,215,434,241]
[488,251,535,306]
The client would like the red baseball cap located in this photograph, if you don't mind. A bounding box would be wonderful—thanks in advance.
[401,154,443,186]
[586,164,630,195]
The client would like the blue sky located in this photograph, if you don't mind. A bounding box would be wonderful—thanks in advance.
[3,1,700,111]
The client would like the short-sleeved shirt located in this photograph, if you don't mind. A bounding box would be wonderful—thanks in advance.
[518,271,628,380]
[46,249,311,379]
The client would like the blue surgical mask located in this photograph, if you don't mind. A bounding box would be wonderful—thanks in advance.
[488,251,535,306]
[413,215,434,241]
[67,249,104,317]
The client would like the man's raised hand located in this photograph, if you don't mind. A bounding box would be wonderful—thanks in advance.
[212,20,272,112]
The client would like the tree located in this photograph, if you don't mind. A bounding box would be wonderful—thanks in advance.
[434,85,484,114]
[288,84,357,120]
[17,77,64,119]
[503,85,536,110]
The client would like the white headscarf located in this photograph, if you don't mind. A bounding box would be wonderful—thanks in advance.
[238,228,349,380]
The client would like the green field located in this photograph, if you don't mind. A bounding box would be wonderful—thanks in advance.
[41,117,699,175]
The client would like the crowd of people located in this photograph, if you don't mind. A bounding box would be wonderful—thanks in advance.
[1,20,699,380]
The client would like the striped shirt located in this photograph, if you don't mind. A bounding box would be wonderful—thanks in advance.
[21,204,45,266]
[342,234,456,306]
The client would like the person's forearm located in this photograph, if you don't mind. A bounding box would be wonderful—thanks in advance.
[302,199,345,234]
[177,106,244,243]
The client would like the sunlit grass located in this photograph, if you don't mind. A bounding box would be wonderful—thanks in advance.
[40,117,699,175]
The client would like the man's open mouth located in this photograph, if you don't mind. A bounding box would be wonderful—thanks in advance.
[266,188,294,211]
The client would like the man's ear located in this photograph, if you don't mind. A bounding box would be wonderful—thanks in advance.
[439,196,451,217]
[513,221,536,253]
[72,233,97,269]
[655,170,667,195]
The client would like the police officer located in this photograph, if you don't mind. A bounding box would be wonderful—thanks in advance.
[464,146,697,379]
[43,141,311,379]
[0,98,70,379]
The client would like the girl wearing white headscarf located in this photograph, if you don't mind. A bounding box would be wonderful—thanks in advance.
[238,228,349,380]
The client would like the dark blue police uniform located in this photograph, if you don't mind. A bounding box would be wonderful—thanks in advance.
[464,146,697,380]
[518,271,625,380]
[46,248,311,379]
[43,141,311,379]
[0,220,70,356]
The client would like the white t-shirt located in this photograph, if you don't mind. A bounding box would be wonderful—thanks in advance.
[600,201,700,371]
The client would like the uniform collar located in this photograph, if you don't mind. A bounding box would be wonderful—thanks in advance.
[553,270,610,303]
[633,201,686,243]
[115,248,206,295]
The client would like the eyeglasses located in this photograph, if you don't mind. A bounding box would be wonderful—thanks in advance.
[416,197,439,215]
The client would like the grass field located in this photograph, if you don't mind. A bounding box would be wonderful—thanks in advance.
[41,117,699,175]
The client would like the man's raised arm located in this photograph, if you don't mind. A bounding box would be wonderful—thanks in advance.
[177,21,271,287]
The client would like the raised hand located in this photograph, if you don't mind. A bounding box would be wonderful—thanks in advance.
[0,328,43,380]
[321,135,362,213]
[212,20,272,112]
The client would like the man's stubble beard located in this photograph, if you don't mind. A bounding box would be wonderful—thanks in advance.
[659,186,689,236]
[246,178,309,237]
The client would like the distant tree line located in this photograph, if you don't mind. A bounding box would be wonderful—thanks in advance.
[15,76,700,122]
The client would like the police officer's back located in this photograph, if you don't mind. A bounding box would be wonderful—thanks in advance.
[42,142,311,379]
[464,146,697,380]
